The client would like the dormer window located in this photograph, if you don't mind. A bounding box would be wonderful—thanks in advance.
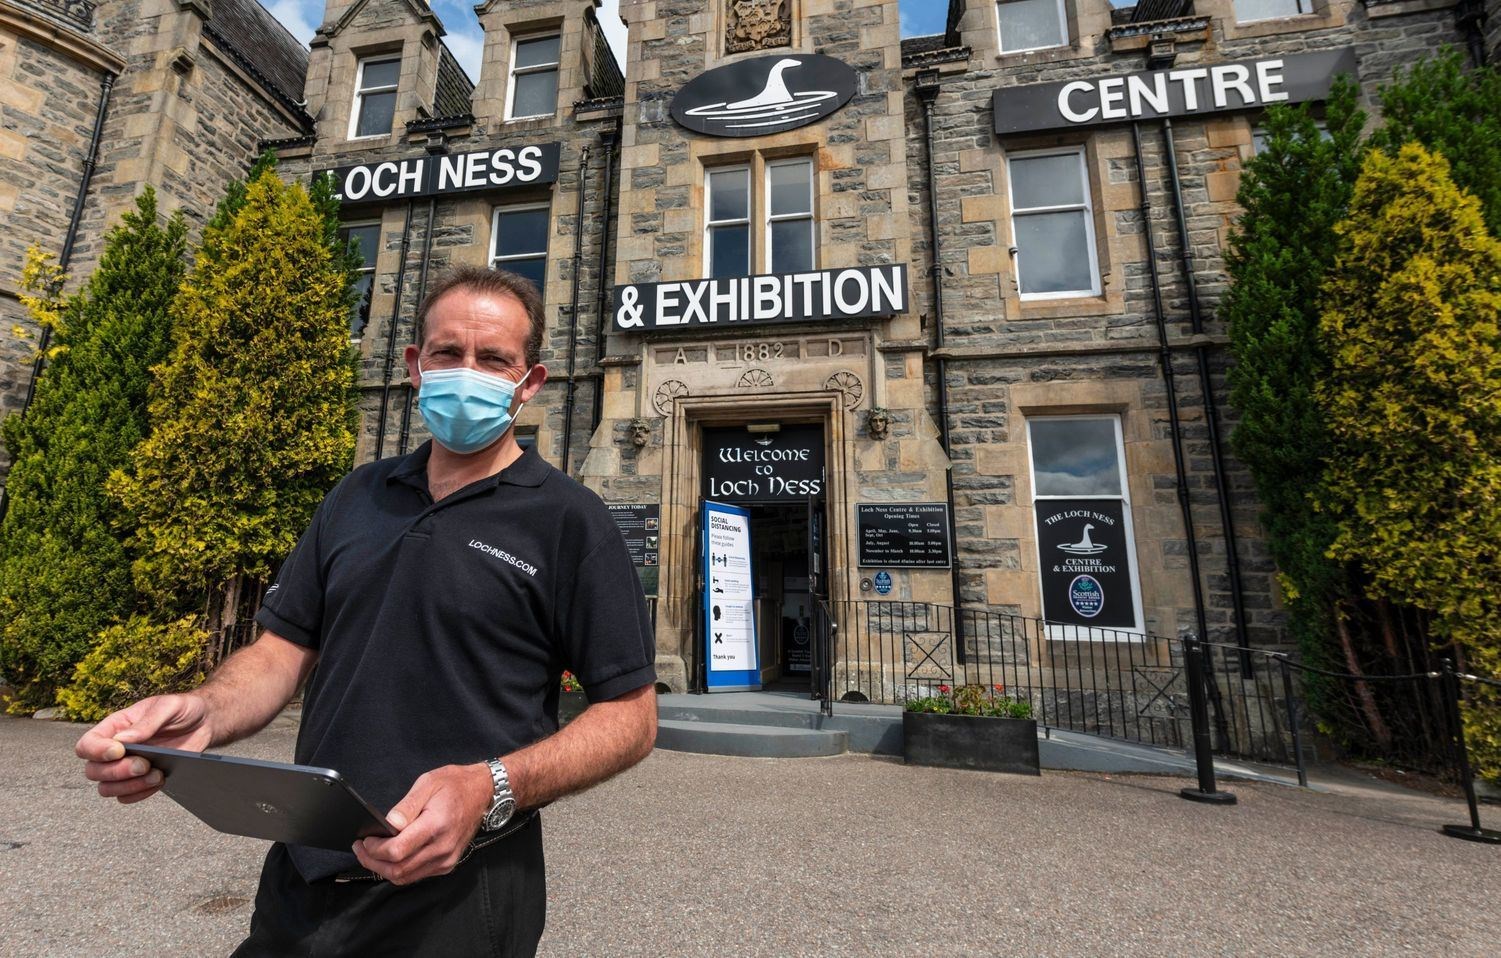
[350,56,400,139]
[996,0,1068,54]
[507,34,561,120]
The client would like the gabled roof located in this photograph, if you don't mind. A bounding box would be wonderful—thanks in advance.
[205,0,310,109]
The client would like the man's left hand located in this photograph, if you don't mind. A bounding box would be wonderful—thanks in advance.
[353,763,492,885]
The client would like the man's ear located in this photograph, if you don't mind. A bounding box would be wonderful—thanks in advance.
[403,344,421,391]
[519,363,548,404]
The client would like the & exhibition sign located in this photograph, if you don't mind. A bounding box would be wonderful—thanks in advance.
[993,48,1356,135]
[671,53,857,137]
[321,143,561,203]
[1034,500,1138,629]
[612,264,908,333]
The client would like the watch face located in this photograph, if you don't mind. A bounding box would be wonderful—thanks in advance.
[484,797,517,831]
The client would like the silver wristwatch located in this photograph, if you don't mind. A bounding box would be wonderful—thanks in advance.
[481,758,517,832]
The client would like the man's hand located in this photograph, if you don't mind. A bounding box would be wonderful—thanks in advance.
[75,694,213,804]
[352,763,493,885]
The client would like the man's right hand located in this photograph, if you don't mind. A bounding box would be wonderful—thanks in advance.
[75,694,212,804]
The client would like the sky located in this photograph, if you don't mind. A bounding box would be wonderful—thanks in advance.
[266,0,953,86]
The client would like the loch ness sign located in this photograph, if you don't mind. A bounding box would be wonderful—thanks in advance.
[671,53,858,137]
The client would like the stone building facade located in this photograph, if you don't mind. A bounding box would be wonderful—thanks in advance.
[0,0,311,423]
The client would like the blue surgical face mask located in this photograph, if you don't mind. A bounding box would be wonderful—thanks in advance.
[417,364,530,455]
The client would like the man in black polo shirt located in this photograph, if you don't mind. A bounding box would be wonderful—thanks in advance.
[75,265,658,956]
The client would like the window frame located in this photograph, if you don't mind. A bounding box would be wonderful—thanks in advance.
[1025,414,1146,640]
[1233,0,1312,24]
[704,164,753,279]
[1006,145,1102,301]
[348,55,401,141]
[505,32,562,121]
[763,157,816,275]
[488,201,552,294]
[338,220,382,340]
[995,0,1069,56]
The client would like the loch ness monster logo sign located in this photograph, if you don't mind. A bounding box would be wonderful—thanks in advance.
[671,54,858,137]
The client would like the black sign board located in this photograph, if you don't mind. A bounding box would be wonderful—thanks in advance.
[320,143,562,204]
[671,54,857,138]
[993,49,1357,135]
[607,503,660,596]
[702,426,824,503]
[1034,499,1137,629]
[613,265,907,333]
[857,503,952,568]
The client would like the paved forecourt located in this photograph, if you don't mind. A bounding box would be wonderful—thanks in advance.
[0,715,1496,957]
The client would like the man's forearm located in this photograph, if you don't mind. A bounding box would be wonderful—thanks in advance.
[501,684,657,809]
[189,633,315,747]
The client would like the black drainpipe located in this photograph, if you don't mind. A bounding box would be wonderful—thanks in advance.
[1132,122,1210,652]
[3,72,114,523]
[19,73,115,416]
[1160,118,1252,666]
[397,197,438,455]
[374,200,415,460]
[1136,122,1232,746]
[589,124,619,434]
[915,71,967,643]
[1455,0,1489,66]
[561,145,591,475]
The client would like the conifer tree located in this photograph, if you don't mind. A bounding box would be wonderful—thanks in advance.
[111,167,358,651]
[0,191,187,712]
[1319,144,1501,775]
[1224,81,1367,669]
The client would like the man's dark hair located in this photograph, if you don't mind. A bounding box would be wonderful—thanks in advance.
[415,265,546,366]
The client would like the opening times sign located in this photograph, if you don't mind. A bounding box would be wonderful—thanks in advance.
[857,503,952,568]
[1035,499,1137,629]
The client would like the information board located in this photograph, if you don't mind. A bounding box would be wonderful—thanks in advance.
[702,501,759,691]
[1034,499,1138,629]
[606,503,660,596]
[856,503,952,568]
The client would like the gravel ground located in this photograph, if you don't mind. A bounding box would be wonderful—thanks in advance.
[1,715,1496,957]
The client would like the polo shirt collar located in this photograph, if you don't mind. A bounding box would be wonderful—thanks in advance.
[386,440,550,493]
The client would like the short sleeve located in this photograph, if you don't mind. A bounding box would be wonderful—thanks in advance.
[255,485,339,649]
[555,521,656,702]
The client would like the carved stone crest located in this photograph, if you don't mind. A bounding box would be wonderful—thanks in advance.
[726,0,792,55]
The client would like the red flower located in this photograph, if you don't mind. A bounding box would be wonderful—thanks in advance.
[938,684,951,694]
[993,683,1005,693]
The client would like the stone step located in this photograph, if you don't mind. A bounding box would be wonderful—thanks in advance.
[655,719,849,758]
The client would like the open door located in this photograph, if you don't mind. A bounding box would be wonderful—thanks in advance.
[701,499,761,692]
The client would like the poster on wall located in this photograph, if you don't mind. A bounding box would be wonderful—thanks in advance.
[607,503,660,596]
[1034,499,1138,629]
[702,500,760,691]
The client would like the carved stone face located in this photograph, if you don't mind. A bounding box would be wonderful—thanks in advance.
[630,419,652,448]
[867,408,890,440]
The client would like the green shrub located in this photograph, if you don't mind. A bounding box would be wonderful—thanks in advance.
[55,616,206,722]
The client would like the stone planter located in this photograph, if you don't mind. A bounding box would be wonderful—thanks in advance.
[902,711,1040,776]
[558,690,589,725]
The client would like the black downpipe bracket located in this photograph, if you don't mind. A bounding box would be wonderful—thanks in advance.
[3,72,115,523]
[561,145,591,475]
[1160,118,1253,664]
[374,201,415,461]
[915,72,967,643]
[588,126,619,435]
[397,197,438,456]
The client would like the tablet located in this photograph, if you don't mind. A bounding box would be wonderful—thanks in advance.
[122,744,397,851]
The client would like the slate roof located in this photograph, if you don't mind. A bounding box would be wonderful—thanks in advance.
[1125,0,1196,22]
[205,0,310,109]
[433,43,475,119]
[901,34,948,59]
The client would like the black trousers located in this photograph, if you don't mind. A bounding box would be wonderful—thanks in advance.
[232,815,546,957]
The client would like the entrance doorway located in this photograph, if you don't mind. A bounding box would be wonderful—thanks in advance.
[748,503,819,691]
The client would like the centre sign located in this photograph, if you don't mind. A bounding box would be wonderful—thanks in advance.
[993,48,1356,135]
[613,265,907,333]
[321,143,561,204]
